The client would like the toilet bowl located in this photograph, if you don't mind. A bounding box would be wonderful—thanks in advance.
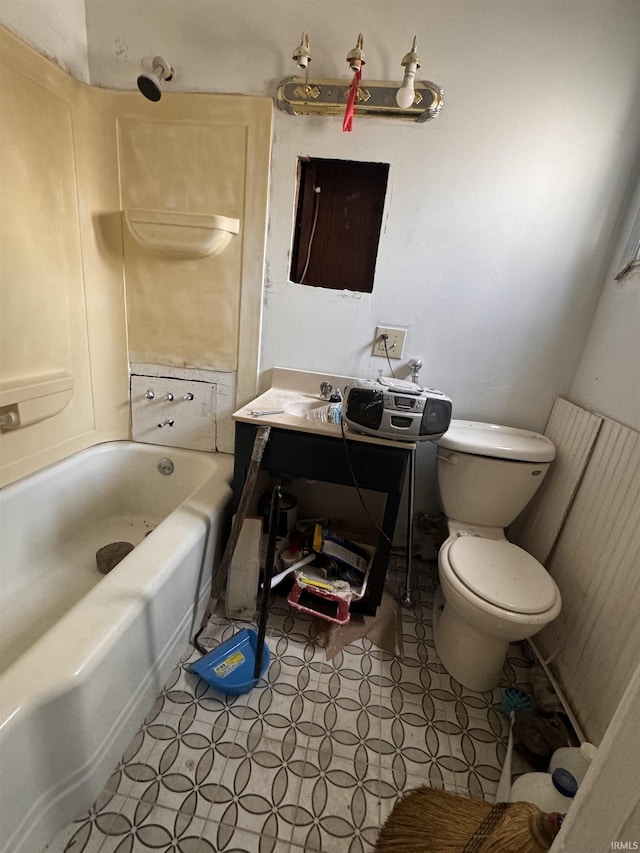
[434,533,561,691]
[432,420,562,692]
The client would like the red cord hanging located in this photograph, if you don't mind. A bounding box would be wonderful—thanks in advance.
[343,69,361,132]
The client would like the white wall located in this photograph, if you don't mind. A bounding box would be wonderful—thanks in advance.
[81,0,640,512]
[0,0,88,81]
[570,173,640,431]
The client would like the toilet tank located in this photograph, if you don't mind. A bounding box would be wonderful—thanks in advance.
[436,420,555,528]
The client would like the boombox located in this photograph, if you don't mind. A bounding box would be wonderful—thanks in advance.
[344,377,452,442]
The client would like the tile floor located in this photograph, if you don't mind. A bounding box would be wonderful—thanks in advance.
[46,557,536,853]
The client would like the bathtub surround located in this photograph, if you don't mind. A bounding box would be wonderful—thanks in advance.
[0,26,271,487]
[0,27,128,485]
[0,442,233,853]
[113,92,271,411]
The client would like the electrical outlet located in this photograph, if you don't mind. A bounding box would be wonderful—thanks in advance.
[373,326,407,359]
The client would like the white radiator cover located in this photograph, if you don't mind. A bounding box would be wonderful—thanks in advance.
[511,398,640,742]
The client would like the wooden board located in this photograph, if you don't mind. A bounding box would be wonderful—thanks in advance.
[509,397,602,563]
[225,517,262,620]
[540,417,640,741]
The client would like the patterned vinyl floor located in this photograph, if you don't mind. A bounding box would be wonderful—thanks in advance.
[45,558,536,853]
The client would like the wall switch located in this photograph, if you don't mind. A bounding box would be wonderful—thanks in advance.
[373,326,407,359]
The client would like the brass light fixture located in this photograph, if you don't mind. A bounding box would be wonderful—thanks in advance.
[276,33,444,123]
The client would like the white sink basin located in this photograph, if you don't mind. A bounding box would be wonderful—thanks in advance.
[282,399,327,418]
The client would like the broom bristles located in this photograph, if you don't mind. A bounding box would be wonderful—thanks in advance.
[478,803,547,853]
[376,787,491,850]
[375,787,554,853]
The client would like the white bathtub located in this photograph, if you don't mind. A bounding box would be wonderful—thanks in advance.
[0,441,233,853]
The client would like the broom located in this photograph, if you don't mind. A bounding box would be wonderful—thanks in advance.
[375,787,562,853]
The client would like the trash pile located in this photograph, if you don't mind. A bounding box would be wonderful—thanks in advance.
[278,520,374,625]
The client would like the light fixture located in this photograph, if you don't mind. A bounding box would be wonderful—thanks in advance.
[292,31,311,70]
[344,34,366,132]
[276,33,443,123]
[396,36,420,108]
[137,55,174,102]
[346,33,366,73]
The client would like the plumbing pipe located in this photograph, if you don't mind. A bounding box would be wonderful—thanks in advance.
[269,553,315,589]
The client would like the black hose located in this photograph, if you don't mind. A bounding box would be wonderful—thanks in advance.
[192,625,208,656]
[253,485,281,679]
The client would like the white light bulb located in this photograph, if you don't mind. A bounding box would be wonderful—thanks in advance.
[396,62,417,108]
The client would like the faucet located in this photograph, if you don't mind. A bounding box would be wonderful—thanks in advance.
[319,381,342,403]
[319,381,333,400]
[408,358,423,385]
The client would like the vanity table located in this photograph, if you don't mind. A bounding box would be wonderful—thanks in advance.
[231,368,416,616]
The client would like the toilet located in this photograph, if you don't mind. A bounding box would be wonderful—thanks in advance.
[432,419,562,692]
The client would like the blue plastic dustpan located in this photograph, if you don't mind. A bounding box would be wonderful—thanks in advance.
[190,627,270,695]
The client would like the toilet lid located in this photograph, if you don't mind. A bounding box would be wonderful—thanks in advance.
[447,538,558,614]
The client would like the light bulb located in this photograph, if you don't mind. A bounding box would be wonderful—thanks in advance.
[396,36,420,108]
[396,62,417,108]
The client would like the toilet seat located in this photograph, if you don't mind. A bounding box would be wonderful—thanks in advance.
[445,537,558,614]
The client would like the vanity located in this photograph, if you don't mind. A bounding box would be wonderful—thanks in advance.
[232,368,416,615]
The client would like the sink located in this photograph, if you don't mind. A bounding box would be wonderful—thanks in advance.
[282,399,327,418]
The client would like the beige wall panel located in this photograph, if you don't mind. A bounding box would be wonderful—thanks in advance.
[0,43,95,469]
[118,118,246,370]
[106,90,272,408]
[1,64,78,378]
[539,418,640,742]
[0,28,129,486]
[509,397,603,562]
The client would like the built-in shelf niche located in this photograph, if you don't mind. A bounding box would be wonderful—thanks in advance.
[124,209,240,259]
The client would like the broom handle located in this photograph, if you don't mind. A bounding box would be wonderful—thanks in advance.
[254,485,281,679]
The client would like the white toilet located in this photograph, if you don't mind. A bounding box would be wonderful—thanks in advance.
[432,419,562,692]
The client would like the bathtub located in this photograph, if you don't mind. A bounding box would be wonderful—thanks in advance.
[0,441,233,853]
